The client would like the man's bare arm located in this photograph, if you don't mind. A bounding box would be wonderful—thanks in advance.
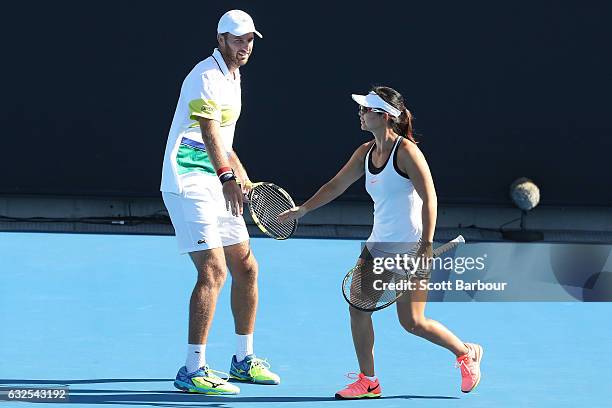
[198,118,231,171]
[228,150,250,186]
[198,117,243,216]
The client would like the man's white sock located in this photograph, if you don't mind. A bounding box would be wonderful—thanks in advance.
[236,334,254,362]
[186,344,206,373]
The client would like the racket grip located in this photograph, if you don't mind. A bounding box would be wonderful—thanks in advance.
[432,235,465,257]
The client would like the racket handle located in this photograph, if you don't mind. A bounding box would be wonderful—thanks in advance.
[432,235,465,257]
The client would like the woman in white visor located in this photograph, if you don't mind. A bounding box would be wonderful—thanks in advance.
[279,86,482,399]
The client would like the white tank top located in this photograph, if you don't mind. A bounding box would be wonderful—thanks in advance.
[365,137,423,246]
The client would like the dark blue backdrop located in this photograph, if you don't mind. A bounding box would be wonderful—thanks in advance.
[2,1,611,205]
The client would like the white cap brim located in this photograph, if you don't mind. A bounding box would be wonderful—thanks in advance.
[228,28,263,38]
[351,92,401,117]
[222,28,263,38]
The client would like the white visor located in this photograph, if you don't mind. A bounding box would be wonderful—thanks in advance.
[351,91,401,117]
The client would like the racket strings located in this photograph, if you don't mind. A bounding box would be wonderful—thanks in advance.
[249,184,296,239]
[343,262,411,311]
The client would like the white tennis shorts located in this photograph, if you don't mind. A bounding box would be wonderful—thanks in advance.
[162,173,249,254]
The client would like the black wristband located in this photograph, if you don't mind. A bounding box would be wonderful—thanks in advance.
[219,171,237,184]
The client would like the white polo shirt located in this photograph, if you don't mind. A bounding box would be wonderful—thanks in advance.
[160,48,242,194]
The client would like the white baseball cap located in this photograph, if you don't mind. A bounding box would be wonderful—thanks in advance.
[351,91,401,117]
[217,10,263,38]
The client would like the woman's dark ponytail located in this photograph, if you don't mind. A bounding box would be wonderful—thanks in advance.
[399,108,416,143]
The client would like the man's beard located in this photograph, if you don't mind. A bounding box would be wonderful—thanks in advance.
[221,44,248,69]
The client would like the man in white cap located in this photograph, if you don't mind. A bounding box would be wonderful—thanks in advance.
[161,10,279,395]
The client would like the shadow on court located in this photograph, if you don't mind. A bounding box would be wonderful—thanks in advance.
[0,378,171,385]
[0,379,459,406]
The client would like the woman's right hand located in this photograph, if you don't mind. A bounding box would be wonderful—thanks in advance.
[277,206,307,223]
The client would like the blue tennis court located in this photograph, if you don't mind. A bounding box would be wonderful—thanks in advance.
[1,232,611,407]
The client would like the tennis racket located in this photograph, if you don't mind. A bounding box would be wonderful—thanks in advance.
[342,235,465,312]
[244,182,298,240]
